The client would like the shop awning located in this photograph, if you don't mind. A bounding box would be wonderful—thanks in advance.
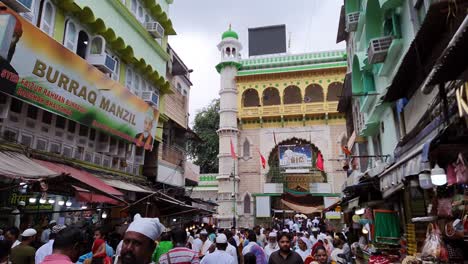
[0,151,59,179]
[280,199,323,214]
[378,115,442,198]
[100,178,154,193]
[73,186,122,205]
[34,160,124,203]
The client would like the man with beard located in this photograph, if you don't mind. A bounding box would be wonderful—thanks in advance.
[268,232,303,264]
[119,214,165,264]
[263,232,279,260]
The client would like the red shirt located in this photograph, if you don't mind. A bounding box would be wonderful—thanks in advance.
[40,253,74,264]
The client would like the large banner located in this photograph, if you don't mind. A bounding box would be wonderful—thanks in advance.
[0,4,157,150]
[278,144,313,168]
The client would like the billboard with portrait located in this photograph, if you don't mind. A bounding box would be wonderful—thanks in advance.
[0,4,158,150]
[278,144,313,168]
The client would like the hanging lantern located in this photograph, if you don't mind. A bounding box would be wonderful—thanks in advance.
[431,164,447,186]
[418,171,433,189]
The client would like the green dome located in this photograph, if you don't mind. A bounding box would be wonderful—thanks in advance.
[222,26,238,40]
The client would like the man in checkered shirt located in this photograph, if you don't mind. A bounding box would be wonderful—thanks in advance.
[159,229,199,264]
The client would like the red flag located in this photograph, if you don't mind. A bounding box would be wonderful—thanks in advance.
[258,150,266,169]
[230,139,236,159]
[316,152,324,171]
[342,146,352,156]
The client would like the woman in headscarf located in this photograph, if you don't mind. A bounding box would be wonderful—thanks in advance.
[84,239,112,264]
[304,245,329,264]
[323,236,334,257]
[295,237,311,261]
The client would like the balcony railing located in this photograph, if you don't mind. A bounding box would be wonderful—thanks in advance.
[239,101,339,118]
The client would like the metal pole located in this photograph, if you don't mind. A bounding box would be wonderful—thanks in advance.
[232,158,236,228]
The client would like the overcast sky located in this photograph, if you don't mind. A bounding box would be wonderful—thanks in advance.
[168,0,345,126]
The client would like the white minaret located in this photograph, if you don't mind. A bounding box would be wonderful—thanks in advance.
[215,26,242,228]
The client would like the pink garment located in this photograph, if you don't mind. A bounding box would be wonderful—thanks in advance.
[40,254,74,264]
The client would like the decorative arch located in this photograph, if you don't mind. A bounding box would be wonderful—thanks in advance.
[327,82,343,101]
[283,86,302,104]
[365,0,383,43]
[243,193,251,214]
[265,137,327,186]
[243,138,251,158]
[304,84,324,103]
[352,55,363,94]
[242,89,260,107]
[262,87,281,106]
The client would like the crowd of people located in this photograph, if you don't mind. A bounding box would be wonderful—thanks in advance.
[0,215,353,264]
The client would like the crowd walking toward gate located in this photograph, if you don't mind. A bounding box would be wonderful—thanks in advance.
[0,215,353,264]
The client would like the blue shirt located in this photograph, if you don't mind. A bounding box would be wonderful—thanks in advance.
[77,243,114,264]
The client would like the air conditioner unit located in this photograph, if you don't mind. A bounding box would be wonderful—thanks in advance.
[145,22,164,38]
[35,137,48,151]
[368,36,393,64]
[141,91,159,108]
[2,0,32,13]
[87,53,117,74]
[345,12,360,32]
[19,133,33,147]
[62,145,73,158]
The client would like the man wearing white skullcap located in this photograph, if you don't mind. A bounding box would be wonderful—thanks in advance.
[191,229,212,258]
[10,228,37,264]
[120,214,165,264]
[200,234,234,264]
[264,232,279,260]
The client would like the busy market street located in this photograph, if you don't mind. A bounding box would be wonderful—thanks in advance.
[0,0,467,263]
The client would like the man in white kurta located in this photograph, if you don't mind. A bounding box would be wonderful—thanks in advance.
[263,232,279,260]
[201,234,235,264]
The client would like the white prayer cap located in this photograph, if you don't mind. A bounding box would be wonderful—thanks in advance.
[216,233,227,243]
[200,229,208,235]
[282,229,289,233]
[269,232,277,237]
[49,220,56,224]
[21,228,37,237]
[126,213,165,241]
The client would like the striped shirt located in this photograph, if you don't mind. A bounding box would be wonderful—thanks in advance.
[158,247,200,264]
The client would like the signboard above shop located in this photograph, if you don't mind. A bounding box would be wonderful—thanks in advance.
[0,4,158,150]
